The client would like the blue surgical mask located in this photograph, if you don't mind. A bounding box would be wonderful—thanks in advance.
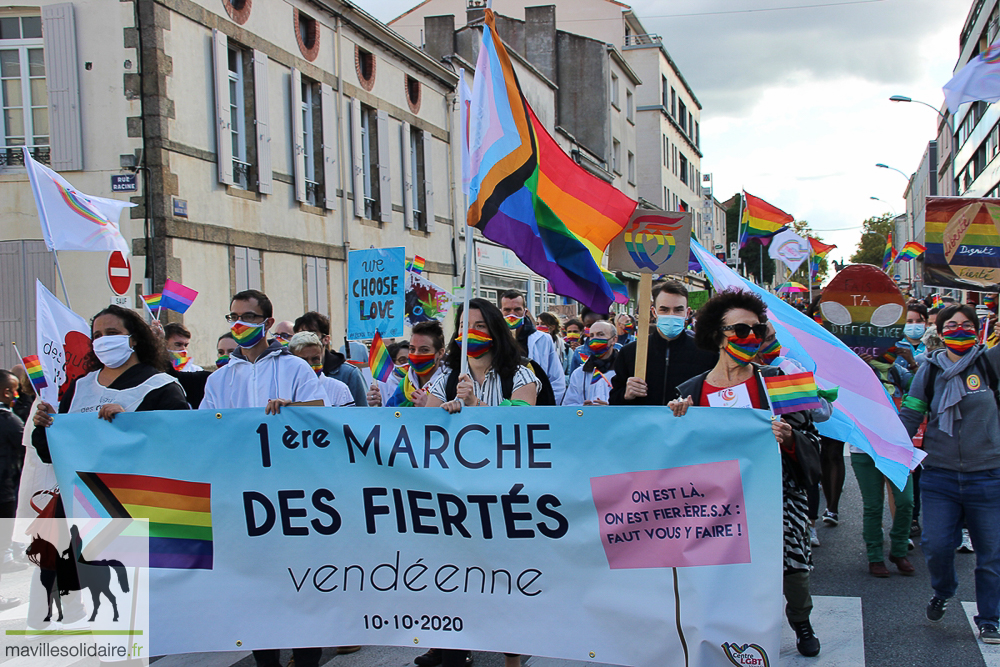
[657,315,686,339]
[903,323,925,340]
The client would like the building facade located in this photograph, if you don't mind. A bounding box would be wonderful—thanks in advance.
[1,0,464,368]
[901,140,937,293]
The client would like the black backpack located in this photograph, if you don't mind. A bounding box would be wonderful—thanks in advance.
[922,354,1000,409]
[444,358,556,406]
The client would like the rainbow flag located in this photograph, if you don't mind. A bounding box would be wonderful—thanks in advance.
[603,270,630,304]
[368,331,393,383]
[466,10,637,312]
[897,241,926,261]
[142,293,162,309]
[406,256,426,274]
[78,471,213,570]
[931,294,944,308]
[882,232,896,271]
[764,372,823,415]
[591,368,610,386]
[160,279,198,314]
[22,355,48,391]
[740,192,793,247]
[809,238,837,258]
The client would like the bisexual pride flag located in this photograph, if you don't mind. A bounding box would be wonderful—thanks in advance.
[78,471,213,570]
[160,279,198,314]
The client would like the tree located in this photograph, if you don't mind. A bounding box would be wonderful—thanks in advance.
[850,214,894,267]
[785,220,829,286]
[725,196,776,284]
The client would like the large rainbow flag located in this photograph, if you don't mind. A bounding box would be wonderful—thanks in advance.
[809,237,836,280]
[897,241,926,261]
[78,471,213,570]
[882,232,897,271]
[740,191,793,247]
[466,10,637,312]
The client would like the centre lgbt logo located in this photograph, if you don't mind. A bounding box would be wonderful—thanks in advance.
[623,215,683,271]
[77,472,213,570]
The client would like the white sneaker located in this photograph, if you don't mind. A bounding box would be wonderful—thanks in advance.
[59,616,90,633]
[810,527,820,547]
[958,528,975,553]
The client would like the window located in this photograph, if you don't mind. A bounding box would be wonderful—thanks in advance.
[679,153,688,186]
[626,90,634,122]
[988,122,1000,164]
[356,46,376,91]
[351,100,390,222]
[662,135,667,166]
[0,16,47,167]
[611,73,619,109]
[679,101,687,133]
[661,76,668,108]
[410,127,426,228]
[670,88,676,118]
[695,121,700,148]
[688,111,693,138]
[222,0,252,25]
[213,30,272,193]
[664,187,668,208]
[233,246,262,292]
[294,9,320,62]
[305,257,329,317]
[627,151,635,184]
[292,70,336,209]
[299,77,321,205]
[360,105,378,218]
[406,75,421,114]
[612,139,621,174]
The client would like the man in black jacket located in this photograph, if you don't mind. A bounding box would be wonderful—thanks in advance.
[610,280,717,405]
[0,370,23,609]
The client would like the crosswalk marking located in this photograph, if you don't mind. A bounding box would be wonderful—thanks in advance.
[963,601,1000,667]
[780,595,865,666]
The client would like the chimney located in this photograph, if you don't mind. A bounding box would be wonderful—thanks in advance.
[423,15,455,61]
[525,5,556,83]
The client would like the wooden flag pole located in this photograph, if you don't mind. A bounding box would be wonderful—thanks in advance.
[634,273,652,382]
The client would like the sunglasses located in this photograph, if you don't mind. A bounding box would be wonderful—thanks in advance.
[721,323,768,339]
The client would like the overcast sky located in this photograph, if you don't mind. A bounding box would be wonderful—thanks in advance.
[365,0,967,265]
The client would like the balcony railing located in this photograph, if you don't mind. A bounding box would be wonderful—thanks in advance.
[624,33,662,46]
[0,144,50,167]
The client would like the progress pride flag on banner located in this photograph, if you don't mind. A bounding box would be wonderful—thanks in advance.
[591,459,751,569]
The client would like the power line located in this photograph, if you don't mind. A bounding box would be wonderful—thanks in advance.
[634,0,886,20]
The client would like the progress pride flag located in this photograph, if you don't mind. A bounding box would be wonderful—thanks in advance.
[590,459,751,569]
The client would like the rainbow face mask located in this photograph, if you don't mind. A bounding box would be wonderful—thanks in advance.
[461,329,493,358]
[587,337,612,357]
[725,334,761,366]
[231,321,266,348]
[564,332,581,344]
[216,354,230,368]
[942,327,977,356]
[408,352,437,377]
[759,338,781,365]
[310,363,324,376]
[170,349,191,371]
[505,314,525,330]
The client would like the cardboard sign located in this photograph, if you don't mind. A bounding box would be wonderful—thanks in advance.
[924,197,1000,290]
[405,272,453,326]
[817,264,905,356]
[607,210,692,275]
[347,247,405,340]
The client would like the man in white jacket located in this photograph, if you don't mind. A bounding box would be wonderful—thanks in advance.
[500,290,565,404]
[200,290,324,414]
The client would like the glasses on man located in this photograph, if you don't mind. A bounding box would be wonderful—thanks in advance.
[273,331,292,341]
[225,312,266,324]
[721,323,768,339]
[942,322,976,333]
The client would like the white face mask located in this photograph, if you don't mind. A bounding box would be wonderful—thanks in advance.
[92,334,134,368]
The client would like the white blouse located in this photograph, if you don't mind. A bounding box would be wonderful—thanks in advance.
[427,365,541,406]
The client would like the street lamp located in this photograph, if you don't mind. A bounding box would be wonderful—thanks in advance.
[870,196,896,216]
[890,95,956,195]
[875,163,911,181]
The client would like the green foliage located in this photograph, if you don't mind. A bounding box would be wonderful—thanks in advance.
[725,196,776,284]
[850,214,895,266]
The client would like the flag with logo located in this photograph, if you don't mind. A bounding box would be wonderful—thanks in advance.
[22,148,134,255]
[35,280,92,405]
[944,40,1000,114]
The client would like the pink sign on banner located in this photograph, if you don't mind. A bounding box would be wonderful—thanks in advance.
[590,459,751,569]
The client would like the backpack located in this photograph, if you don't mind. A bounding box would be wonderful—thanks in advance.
[444,358,556,406]
[922,354,1000,409]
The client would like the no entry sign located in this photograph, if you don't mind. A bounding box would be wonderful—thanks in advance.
[107,251,131,296]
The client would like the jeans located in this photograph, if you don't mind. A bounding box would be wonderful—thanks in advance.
[920,466,1000,627]
[253,648,321,667]
[851,453,913,561]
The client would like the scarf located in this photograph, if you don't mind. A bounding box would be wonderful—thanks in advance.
[930,346,984,437]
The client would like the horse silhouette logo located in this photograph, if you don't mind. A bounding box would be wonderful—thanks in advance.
[25,525,129,623]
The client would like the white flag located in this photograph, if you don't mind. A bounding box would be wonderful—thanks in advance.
[459,69,473,197]
[35,280,92,406]
[23,147,133,254]
[768,228,810,274]
[944,41,1000,115]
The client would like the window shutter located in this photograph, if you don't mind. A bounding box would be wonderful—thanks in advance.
[234,246,248,292]
[248,248,262,290]
[317,259,329,316]
[320,83,337,210]
[305,256,317,310]
[290,68,306,203]
[212,30,234,185]
[423,132,435,232]
[376,109,392,223]
[42,3,82,171]
[401,121,413,229]
[351,98,364,219]
[253,50,272,195]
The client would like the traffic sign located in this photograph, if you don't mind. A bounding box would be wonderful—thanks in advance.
[107,251,131,296]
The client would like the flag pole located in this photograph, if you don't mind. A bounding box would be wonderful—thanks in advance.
[52,250,71,309]
[735,193,745,276]
[458,67,472,380]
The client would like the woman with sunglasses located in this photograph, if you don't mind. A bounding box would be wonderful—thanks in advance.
[668,289,822,658]
[899,304,1000,644]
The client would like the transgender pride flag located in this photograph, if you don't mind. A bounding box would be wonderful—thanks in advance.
[691,240,924,489]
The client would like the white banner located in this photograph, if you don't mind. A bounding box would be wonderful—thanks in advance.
[767,228,810,274]
[35,280,91,406]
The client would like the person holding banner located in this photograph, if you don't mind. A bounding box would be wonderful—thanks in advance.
[288,332,355,407]
[668,290,823,658]
[426,298,540,413]
[899,304,1000,644]
[201,291,325,414]
[385,322,446,408]
[292,312,368,408]
[561,320,617,406]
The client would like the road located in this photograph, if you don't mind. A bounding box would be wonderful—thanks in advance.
[0,456,995,666]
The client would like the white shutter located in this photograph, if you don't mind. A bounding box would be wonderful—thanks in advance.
[234,246,248,292]
[317,258,329,316]
[376,109,392,223]
[290,68,306,203]
[401,121,413,229]
[305,256,317,309]
[248,248,262,290]
[212,30,234,185]
[351,98,364,219]
[320,83,337,210]
[253,50,272,195]
[423,132,435,232]
[42,3,82,171]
